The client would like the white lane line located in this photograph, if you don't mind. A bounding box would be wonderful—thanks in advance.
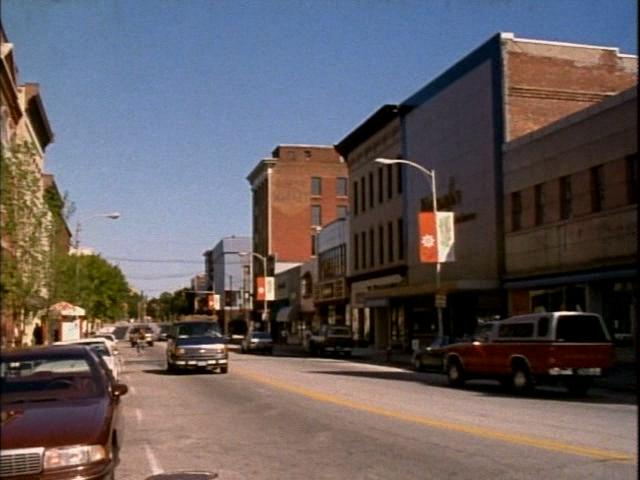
[129,385,136,395]
[144,443,163,475]
[135,408,142,425]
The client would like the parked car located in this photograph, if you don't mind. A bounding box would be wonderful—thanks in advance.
[443,312,614,395]
[54,338,122,380]
[157,323,173,341]
[307,324,354,357]
[0,345,128,479]
[111,325,130,341]
[241,331,274,354]
[166,320,228,373]
[412,336,455,371]
[92,333,118,346]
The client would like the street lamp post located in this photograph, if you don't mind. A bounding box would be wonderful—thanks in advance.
[73,212,121,320]
[238,251,269,329]
[375,158,444,337]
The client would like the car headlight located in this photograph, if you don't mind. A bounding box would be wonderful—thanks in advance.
[44,444,107,469]
[175,348,186,355]
[212,344,226,352]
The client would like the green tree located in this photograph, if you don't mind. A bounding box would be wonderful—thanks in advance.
[52,254,130,324]
[0,140,52,344]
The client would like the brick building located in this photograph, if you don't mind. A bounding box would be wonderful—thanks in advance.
[503,87,637,359]
[340,32,637,350]
[1,24,56,346]
[246,144,348,324]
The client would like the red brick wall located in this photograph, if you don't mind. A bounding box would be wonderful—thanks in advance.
[505,45,637,141]
[269,146,348,263]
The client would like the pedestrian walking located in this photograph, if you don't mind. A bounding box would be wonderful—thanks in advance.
[136,329,146,354]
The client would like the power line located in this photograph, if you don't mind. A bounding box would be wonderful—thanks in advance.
[107,256,202,264]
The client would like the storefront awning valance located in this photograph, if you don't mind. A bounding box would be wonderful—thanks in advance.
[276,305,299,323]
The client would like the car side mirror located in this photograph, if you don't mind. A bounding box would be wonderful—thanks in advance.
[113,383,128,397]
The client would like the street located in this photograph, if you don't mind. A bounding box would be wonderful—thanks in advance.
[116,342,637,480]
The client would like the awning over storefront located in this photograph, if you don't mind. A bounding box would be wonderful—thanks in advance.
[275,305,299,323]
[503,268,637,289]
[49,302,85,317]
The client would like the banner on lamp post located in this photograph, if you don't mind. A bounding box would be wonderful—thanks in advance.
[418,212,455,263]
[265,277,275,301]
[256,277,266,301]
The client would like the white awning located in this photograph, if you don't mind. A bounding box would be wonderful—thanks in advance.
[275,305,298,323]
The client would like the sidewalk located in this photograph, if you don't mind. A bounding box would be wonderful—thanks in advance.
[274,343,637,394]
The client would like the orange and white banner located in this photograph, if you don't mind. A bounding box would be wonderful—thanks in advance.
[256,276,275,301]
[256,277,266,301]
[418,212,455,263]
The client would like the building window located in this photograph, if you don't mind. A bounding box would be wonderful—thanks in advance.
[311,234,317,255]
[511,191,522,231]
[534,184,545,226]
[369,173,374,208]
[560,176,572,220]
[304,150,311,159]
[337,205,348,218]
[397,218,404,260]
[336,177,347,197]
[388,222,394,263]
[369,229,375,267]
[353,181,359,215]
[626,154,637,204]
[377,167,383,204]
[354,234,359,270]
[387,164,393,199]
[397,164,403,194]
[590,165,604,213]
[360,177,366,213]
[311,177,322,196]
[361,231,367,269]
[311,205,322,226]
[378,225,384,266]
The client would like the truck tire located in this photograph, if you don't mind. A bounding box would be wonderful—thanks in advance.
[511,363,533,393]
[220,365,228,374]
[447,359,465,387]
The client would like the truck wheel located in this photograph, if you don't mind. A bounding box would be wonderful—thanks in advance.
[220,365,228,374]
[447,360,465,387]
[166,361,176,374]
[511,364,533,393]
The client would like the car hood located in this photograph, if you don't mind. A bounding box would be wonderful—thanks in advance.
[1,397,111,449]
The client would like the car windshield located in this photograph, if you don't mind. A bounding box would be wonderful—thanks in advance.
[328,327,351,336]
[85,343,111,356]
[176,323,221,337]
[251,332,271,339]
[1,353,103,402]
[175,335,225,346]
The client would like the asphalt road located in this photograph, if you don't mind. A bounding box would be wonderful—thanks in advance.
[114,342,637,480]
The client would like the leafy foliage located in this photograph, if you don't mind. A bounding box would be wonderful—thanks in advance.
[52,254,130,321]
[0,141,52,317]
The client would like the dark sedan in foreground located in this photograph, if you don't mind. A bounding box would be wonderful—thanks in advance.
[0,345,128,479]
[166,333,228,374]
[241,331,274,354]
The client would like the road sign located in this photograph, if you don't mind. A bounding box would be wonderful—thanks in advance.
[435,294,447,308]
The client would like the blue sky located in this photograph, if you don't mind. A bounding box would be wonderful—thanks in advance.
[3,0,637,296]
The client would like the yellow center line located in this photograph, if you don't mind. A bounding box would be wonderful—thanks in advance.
[234,368,635,463]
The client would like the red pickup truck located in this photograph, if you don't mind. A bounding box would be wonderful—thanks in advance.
[444,312,615,395]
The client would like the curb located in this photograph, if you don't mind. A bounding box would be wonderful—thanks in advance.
[275,345,637,394]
